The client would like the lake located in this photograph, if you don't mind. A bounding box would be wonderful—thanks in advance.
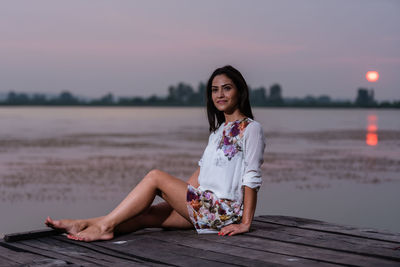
[1,107,399,236]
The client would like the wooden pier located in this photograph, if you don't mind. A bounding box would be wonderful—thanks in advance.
[1,215,400,266]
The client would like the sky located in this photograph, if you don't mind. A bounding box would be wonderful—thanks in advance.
[0,0,399,100]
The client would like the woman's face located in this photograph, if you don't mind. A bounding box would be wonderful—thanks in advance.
[211,74,240,114]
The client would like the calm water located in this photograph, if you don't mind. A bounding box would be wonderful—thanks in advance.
[1,107,399,236]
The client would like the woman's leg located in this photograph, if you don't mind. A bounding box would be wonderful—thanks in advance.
[46,202,193,236]
[115,202,193,234]
[67,169,191,241]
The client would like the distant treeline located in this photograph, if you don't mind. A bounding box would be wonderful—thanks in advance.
[1,82,399,108]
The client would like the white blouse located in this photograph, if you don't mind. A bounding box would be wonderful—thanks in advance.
[197,118,266,204]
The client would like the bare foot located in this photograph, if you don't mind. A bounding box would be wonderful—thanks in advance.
[45,216,90,235]
[67,221,114,242]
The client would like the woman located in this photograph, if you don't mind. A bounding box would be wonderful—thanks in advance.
[45,65,266,241]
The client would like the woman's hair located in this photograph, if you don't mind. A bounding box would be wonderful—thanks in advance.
[206,65,254,132]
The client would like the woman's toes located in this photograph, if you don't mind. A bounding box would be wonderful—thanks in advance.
[45,216,53,226]
[68,234,81,241]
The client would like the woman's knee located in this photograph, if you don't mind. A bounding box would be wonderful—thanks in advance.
[144,169,163,184]
[145,169,159,178]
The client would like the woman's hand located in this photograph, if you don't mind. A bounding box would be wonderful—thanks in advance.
[218,223,250,236]
[218,186,257,236]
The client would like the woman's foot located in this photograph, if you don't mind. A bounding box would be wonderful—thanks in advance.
[45,216,90,235]
[67,220,114,242]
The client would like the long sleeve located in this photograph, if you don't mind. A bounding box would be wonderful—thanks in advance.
[198,131,214,167]
[241,121,266,191]
[198,151,204,167]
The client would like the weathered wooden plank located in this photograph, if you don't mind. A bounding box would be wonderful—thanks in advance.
[3,239,103,266]
[256,216,400,243]
[136,229,345,267]
[3,229,62,242]
[94,233,253,266]
[142,228,400,267]
[0,245,22,266]
[0,242,70,266]
[33,236,153,266]
[0,258,74,267]
[0,257,17,266]
[52,235,165,266]
[250,221,400,262]
[111,230,292,267]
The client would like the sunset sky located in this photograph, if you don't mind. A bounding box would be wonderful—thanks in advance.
[1,0,399,100]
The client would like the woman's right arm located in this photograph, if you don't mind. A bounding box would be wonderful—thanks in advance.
[187,167,200,188]
[189,131,211,188]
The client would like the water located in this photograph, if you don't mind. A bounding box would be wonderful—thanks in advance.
[1,107,399,236]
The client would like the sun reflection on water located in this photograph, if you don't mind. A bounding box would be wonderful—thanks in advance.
[366,114,378,146]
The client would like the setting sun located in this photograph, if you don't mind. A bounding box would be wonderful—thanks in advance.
[366,71,379,82]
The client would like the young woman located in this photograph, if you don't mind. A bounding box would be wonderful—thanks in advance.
[45,65,266,241]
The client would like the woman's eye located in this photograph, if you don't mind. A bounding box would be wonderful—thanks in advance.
[224,86,231,91]
[212,88,218,93]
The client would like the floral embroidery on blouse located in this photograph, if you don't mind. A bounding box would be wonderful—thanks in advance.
[217,118,251,160]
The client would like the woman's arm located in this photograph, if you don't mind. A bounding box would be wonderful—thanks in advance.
[219,122,265,236]
[218,186,257,236]
[186,167,200,188]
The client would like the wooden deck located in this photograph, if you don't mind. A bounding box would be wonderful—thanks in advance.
[1,215,400,266]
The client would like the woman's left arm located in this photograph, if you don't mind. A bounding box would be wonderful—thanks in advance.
[218,186,257,236]
[219,122,266,236]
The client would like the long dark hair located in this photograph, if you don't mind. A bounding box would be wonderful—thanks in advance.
[206,65,254,132]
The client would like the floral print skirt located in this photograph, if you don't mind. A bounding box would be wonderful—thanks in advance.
[186,185,242,234]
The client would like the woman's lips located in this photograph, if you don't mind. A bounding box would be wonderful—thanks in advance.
[216,100,227,104]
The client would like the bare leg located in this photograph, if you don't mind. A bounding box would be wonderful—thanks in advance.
[46,202,192,236]
[116,202,193,234]
[69,169,191,242]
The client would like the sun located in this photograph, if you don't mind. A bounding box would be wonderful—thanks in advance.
[366,71,379,82]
